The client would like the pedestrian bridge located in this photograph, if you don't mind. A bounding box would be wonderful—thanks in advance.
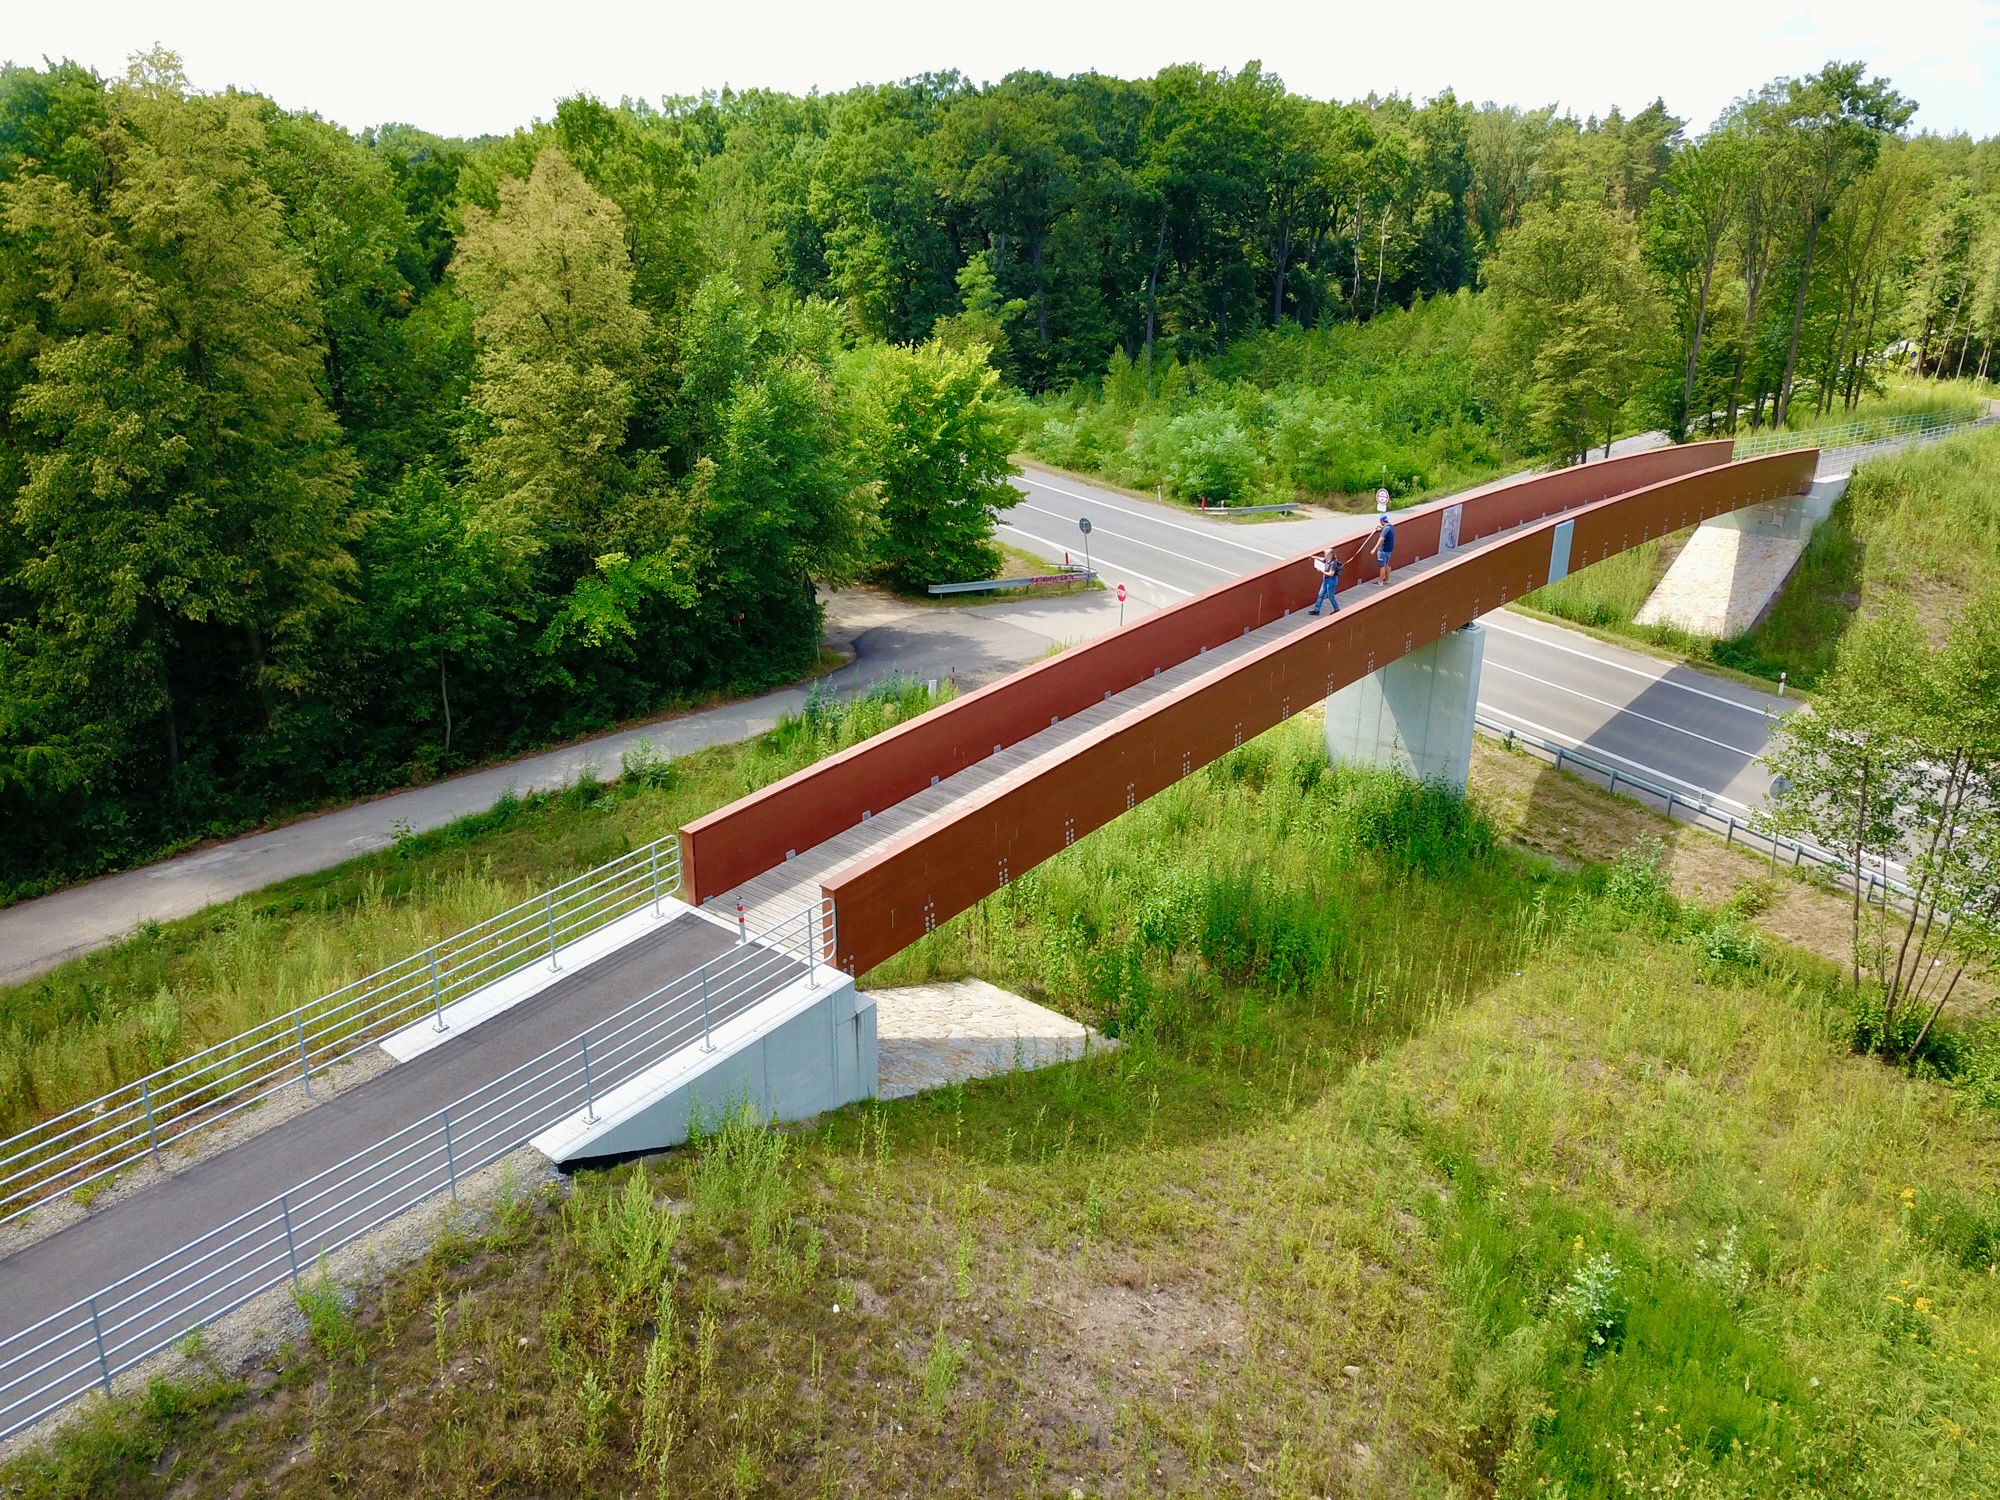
[0,439,1816,1440]
[686,440,1817,973]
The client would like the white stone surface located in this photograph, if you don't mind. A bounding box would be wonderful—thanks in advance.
[871,978,1110,1098]
[1635,475,1847,639]
[1634,527,1805,638]
[1324,622,1485,789]
[379,898,700,1063]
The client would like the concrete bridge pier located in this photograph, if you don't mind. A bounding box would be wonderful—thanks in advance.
[1324,622,1486,791]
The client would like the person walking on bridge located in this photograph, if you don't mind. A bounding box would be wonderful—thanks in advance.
[1365,499,1397,587]
[1310,545,1343,614]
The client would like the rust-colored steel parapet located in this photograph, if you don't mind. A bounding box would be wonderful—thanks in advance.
[821,448,1815,975]
[678,441,1733,903]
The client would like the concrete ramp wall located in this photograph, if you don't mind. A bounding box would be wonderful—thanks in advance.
[531,969,875,1165]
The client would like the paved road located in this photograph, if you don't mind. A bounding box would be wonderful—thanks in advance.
[1004,462,1794,808]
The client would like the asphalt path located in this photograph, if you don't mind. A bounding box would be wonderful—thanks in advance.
[0,593,1082,987]
[1004,461,1793,809]
[0,916,748,1352]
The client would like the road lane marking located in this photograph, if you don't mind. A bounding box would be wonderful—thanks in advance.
[1476,703,1758,809]
[1483,615,1783,717]
[1481,660,1767,759]
[997,523,1195,597]
[1011,502,1246,576]
[1015,474,1292,559]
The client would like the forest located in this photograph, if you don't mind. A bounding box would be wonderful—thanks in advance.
[1,51,1997,897]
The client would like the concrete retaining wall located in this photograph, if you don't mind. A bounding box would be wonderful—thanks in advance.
[530,970,876,1165]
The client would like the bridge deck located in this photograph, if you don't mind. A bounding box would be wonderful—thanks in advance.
[713,555,1471,938]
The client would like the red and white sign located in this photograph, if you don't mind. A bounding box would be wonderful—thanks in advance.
[1116,583,1127,603]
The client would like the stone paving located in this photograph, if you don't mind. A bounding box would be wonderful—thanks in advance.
[868,978,1111,1098]
[1634,525,1807,638]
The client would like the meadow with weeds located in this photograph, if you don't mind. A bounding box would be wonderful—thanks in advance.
[11,718,1998,1498]
[0,679,945,1141]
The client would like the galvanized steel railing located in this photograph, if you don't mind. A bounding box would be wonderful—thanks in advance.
[0,836,683,1228]
[1731,408,1988,461]
[1477,711,1911,902]
[0,902,830,1442]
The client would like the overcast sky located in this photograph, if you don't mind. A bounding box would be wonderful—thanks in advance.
[11,0,2000,140]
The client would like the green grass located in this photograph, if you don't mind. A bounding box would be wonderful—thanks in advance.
[15,720,1998,1497]
[0,679,948,1140]
[1764,378,1991,436]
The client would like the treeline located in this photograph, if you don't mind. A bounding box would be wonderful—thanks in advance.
[0,57,1017,896]
[1480,61,2000,461]
[1,52,1996,897]
[1027,61,2000,490]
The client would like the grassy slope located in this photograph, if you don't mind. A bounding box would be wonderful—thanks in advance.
[12,721,1999,1498]
[0,683,945,1140]
[1523,387,1998,689]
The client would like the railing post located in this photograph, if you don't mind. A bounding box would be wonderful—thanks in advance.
[88,1295,112,1393]
[1607,769,1617,795]
[546,891,560,971]
[1554,747,1565,771]
[580,1038,598,1124]
[429,948,446,1032]
[139,1077,162,1166]
[441,1110,459,1203]
[281,1194,301,1288]
[700,966,714,1052]
[295,1013,313,1098]
[651,844,662,917]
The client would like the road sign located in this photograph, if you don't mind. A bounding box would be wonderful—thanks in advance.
[1115,583,1126,602]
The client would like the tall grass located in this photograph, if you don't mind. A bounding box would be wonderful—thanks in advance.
[1522,534,1677,630]
[17,718,1997,1496]
[0,678,947,1139]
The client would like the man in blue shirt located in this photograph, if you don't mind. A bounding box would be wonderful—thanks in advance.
[1367,512,1397,585]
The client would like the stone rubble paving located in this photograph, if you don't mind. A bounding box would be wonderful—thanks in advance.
[869,978,1112,1098]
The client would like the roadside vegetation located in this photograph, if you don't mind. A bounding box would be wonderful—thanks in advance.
[1020,294,1520,508]
[10,718,1997,1496]
[0,680,944,1142]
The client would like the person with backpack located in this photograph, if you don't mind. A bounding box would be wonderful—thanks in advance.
[1310,545,1342,614]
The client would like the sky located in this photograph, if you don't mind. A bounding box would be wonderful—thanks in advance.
[9,0,2000,140]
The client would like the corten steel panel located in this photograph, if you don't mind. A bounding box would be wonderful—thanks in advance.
[679,441,1733,902]
[823,449,1815,975]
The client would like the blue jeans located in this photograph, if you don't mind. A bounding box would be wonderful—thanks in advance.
[1314,576,1339,611]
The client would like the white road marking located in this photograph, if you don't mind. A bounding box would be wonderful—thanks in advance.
[1482,616,1782,717]
[997,523,1195,597]
[1011,502,1245,576]
[1015,474,1293,559]
[1476,703,1757,809]
[1481,660,1766,759]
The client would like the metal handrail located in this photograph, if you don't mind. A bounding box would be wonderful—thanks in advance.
[0,835,683,1227]
[0,902,834,1441]
[1732,408,1989,460]
[1476,712,1913,903]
